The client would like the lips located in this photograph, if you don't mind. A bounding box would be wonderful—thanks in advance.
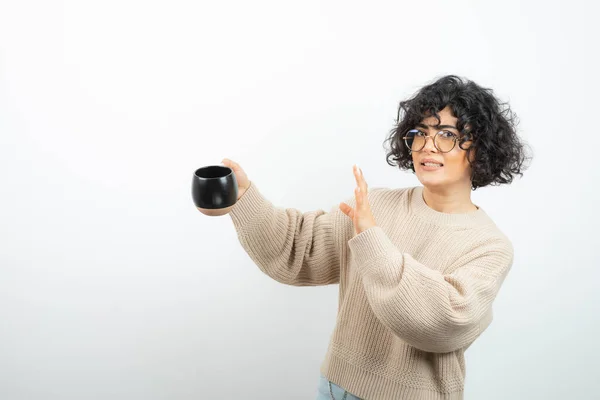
[420,158,444,166]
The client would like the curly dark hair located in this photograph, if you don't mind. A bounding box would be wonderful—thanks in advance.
[383,75,531,190]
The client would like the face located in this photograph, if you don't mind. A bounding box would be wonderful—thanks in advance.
[410,106,473,190]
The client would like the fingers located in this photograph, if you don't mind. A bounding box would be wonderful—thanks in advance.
[353,165,368,194]
[353,165,368,209]
[221,158,241,172]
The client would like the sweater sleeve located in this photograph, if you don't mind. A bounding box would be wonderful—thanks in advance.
[347,226,514,353]
[227,181,343,286]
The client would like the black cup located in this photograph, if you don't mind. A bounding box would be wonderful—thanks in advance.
[192,165,238,216]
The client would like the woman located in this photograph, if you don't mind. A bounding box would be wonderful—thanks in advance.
[219,75,529,400]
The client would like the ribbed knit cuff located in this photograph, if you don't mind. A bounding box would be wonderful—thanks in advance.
[347,226,400,268]
[228,181,270,228]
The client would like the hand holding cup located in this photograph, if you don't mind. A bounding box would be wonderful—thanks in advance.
[192,158,251,216]
[220,158,251,201]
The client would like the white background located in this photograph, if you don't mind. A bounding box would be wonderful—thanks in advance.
[1,0,599,399]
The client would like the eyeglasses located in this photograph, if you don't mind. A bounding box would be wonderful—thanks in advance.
[402,129,469,153]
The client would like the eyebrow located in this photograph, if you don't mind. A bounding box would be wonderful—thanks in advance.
[416,123,458,131]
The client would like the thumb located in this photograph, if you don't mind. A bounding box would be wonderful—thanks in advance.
[339,202,353,218]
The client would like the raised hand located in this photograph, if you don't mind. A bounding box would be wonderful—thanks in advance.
[339,165,377,236]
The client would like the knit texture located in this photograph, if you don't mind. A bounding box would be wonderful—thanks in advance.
[228,181,514,400]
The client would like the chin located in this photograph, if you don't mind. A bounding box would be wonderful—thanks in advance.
[416,173,447,188]
[416,171,471,191]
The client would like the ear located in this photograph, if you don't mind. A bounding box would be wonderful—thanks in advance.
[467,146,476,164]
[459,133,475,161]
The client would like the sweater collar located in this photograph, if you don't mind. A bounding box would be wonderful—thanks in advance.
[409,186,492,228]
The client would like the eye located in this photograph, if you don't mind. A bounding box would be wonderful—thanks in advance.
[413,130,426,137]
[440,130,457,138]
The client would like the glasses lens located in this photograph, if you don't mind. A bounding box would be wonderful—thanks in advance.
[435,131,457,153]
[405,130,425,151]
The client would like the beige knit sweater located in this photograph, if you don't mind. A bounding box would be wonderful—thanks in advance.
[228,181,514,400]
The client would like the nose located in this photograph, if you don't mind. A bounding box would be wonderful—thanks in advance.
[422,133,438,153]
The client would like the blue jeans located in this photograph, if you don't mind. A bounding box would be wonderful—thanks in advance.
[316,374,362,400]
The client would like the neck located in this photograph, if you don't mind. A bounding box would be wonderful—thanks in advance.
[422,184,478,214]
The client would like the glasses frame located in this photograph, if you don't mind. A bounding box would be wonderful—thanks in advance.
[402,129,470,153]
